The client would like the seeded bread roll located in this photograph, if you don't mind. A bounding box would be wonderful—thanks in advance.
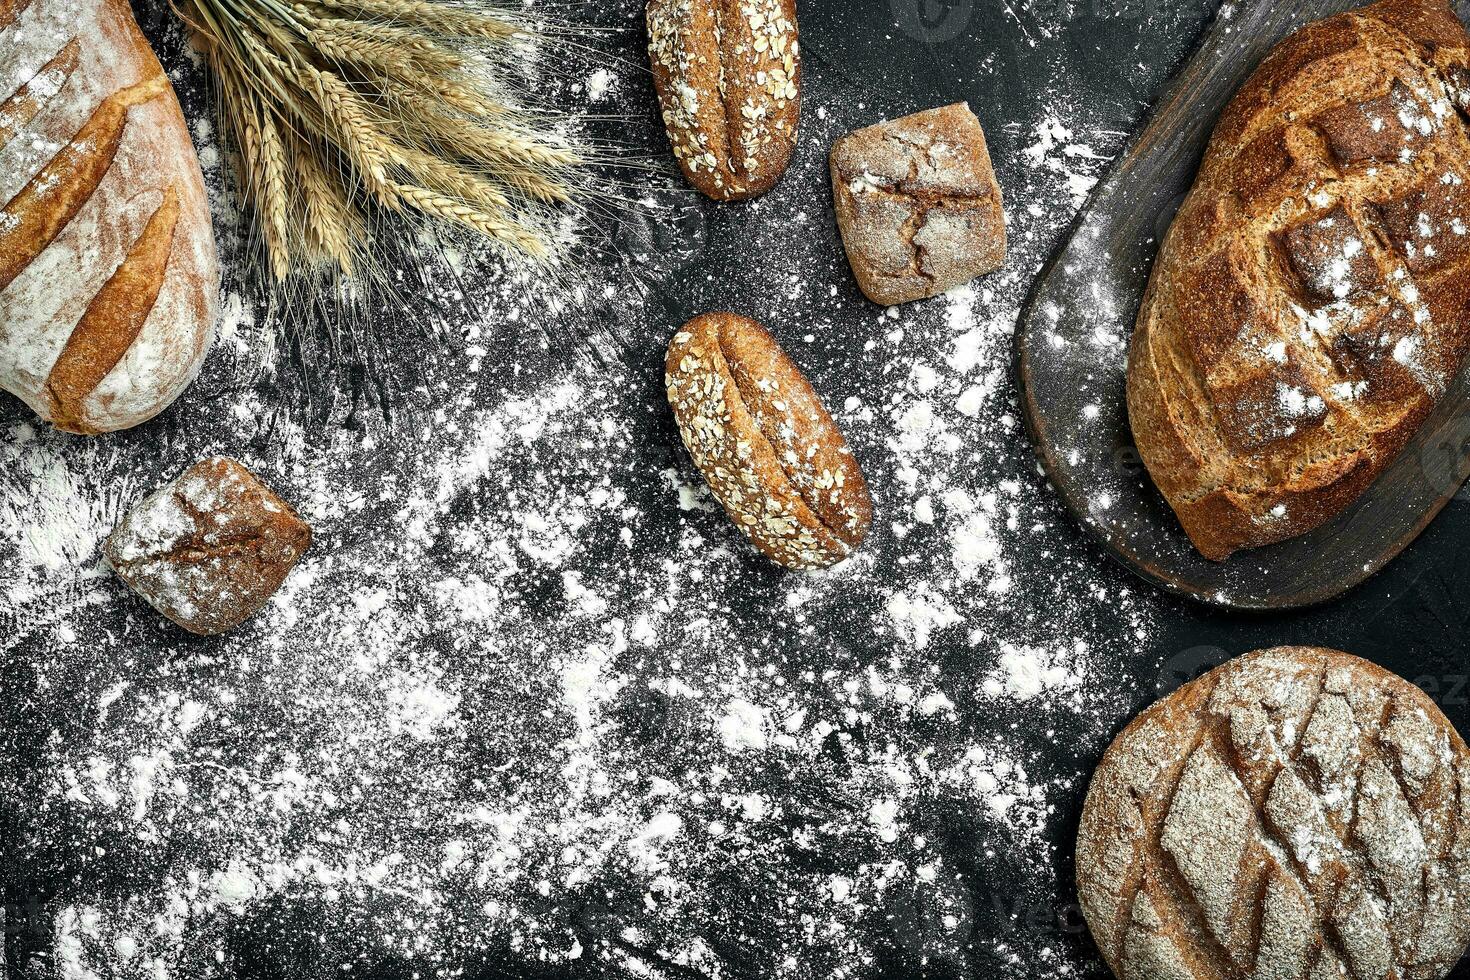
[105,457,312,636]
[831,103,1007,306]
[665,312,872,570]
[0,0,219,434]
[1078,646,1470,980]
[1128,0,1470,560]
[645,0,800,201]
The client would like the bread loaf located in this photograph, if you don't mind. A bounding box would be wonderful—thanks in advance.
[0,0,219,435]
[831,103,1006,306]
[646,0,800,201]
[1128,0,1470,560]
[1077,646,1470,980]
[105,457,312,636]
[665,312,872,570]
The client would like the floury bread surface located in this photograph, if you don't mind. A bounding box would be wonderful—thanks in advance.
[1128,0,1470,560]
[665,312,871,570]
[830,103,1006,306]
[1078,646,1470,980]
[105,457,312,635]
[0,0,219,434]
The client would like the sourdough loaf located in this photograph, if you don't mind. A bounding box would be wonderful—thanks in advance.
[0,0,219,435]
[1078,646,1470,980]
[831,103,1007,306]
[646,0,800,201]
[106,457,312,636]
[1128,0,1470,560]
[665,312,872,570]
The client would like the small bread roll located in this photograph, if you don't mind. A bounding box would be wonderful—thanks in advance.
[665,312,872,569]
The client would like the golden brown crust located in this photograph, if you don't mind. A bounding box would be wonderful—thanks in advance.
[1078,646,1470,980]
[0,37,78,149]
[1128,0,1470,560]
[664,312,872,569]
[0,73,167,291]
[105,458,313,637]
[0,0,218,434]
[645,0,800,202]
[45,186,178,434]
[831,103,1006,306]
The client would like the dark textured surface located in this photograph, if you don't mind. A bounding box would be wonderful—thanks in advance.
[2,1,1469,978]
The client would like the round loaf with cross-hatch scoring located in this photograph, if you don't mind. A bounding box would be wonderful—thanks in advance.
[1078,646,1470,980]
[1128,0,1470,561]
[664,312,871,570]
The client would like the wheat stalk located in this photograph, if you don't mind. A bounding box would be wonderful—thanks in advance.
[171,0,585,285]
[296,146,359,273]
[312,0,519,40]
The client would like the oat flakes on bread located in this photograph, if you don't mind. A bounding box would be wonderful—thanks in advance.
[1128,0,1470,560]
[830,103,1006,306]
[106,458,312,636]
[1078,646,1470,980]
[664,312,872,570]
[645,0,800,202]
[0,0,220,434]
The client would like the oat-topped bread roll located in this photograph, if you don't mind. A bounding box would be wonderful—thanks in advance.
[646,0,800,201]
[1129,0,1470,560]
[1078,646,1470,980]
[0,0,219,434]
[665,312,872,570]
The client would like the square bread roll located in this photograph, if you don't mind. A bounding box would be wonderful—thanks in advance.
[830,103,1007,306]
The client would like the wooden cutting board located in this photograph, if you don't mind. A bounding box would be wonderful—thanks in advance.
[1016,0,1470,611]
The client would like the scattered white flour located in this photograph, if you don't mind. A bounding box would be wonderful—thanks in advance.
[0,3,1171,979]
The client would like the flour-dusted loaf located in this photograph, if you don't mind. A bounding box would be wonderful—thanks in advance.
[1078,646,1470,980]
[1129,0,1470,560]
[665,313,872,570]
[831,103,1006,306]
[646,0,800,202]
[0,0,219,435]
[105,457,312,636]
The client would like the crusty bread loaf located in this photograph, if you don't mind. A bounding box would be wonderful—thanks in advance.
[665,312,872,569]
[645,0,800,202]
[105,457,312,636]
[1129,0,1470,561]
[831,103,1006,306]
[1078,646,1470,980]
[0,0,219,435]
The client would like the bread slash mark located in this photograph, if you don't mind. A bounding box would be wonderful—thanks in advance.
[0,38,81,151]
[0,72,170,291]
[45,187,180,434]
[0,0,35,32]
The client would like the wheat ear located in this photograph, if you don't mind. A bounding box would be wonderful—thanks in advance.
[296,147,360,273]
[311,0,519,39]
[390,182,546,258]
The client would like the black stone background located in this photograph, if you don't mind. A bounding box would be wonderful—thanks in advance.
[5,0,1468,977]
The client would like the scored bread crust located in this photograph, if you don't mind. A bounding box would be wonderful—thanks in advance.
[1128,0,1470,560]
[664,312,872,570]
[105,457,312,636]
[645,0,800,202]
[1077,646,1470,980]
[0,0,219,434]
[830,103,1007,306]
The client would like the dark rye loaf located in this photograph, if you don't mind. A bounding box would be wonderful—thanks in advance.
[1128,0,1470,560]
[1078,647,1470,980]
